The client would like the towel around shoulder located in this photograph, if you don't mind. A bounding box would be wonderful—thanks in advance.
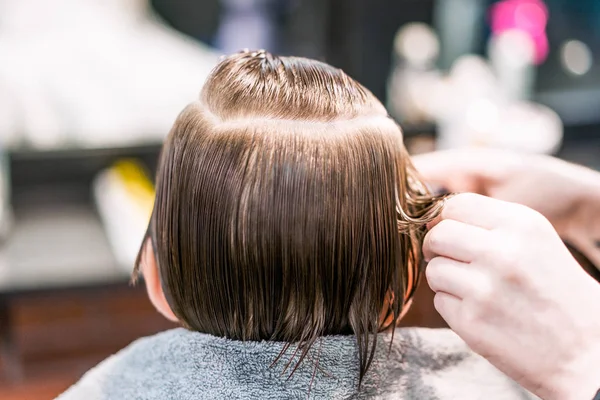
[57,327,537,400]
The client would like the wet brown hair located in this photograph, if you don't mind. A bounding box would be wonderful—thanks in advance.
[134,50,443,383]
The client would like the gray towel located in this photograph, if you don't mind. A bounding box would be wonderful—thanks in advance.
[57,327,536,399]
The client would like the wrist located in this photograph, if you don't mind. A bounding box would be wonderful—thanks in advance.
[563,168,600,264]
[550,343,600,400]
[549,284,600,400]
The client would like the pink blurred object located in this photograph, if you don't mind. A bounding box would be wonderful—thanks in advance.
[490,0,549,64]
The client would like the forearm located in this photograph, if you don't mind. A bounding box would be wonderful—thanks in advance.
[546,268,600,400]
[557,167,600,399]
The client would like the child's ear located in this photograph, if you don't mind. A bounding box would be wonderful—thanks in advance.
[141,240,179,323]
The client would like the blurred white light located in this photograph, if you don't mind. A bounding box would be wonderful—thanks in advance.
[493,102,563,154]
[394,23,440,67]
[450,55,499,100]
[489,29,536,68]
[465,98,499,133]
[561,40,593,76]
[488,29,536,101]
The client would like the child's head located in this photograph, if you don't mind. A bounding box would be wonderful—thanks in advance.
[136,50,442,379]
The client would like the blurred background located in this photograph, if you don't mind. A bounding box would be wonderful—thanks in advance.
[0,0,598,398]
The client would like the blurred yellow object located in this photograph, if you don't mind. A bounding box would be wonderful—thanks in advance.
[94,159,155,269]
[110,160,155,218]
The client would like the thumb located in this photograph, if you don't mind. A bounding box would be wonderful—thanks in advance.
[413,151,482,193]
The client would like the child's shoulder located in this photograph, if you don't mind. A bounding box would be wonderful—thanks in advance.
[56,328,191,400]
[389,326,472,356]
[369,327,538,400]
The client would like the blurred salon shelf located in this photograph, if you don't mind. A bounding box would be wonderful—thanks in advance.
[0,143,165,385]
[1,143,161,295]
[0,144,160,295]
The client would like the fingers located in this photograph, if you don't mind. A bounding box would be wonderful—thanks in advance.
[425,257,473,299]
[423,218,491,262]
[413,149,513,193]
[412,151,467,184]
[413,150,485,193]
[435,193,528,231]
[433,291,462,331]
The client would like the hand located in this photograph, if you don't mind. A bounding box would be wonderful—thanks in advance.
[424,193,600,400]
[414,149,600,267]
